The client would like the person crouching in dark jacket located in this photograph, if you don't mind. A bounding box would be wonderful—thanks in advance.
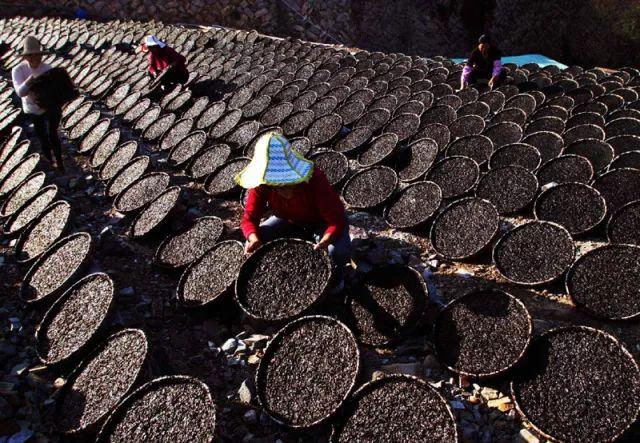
[460,35,506,91]
[139,35,189,87]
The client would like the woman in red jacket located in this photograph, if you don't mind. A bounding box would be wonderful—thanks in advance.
[139,35,189,86]
[237,131,352,284]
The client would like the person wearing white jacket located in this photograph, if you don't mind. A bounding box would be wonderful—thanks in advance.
[12,36,64,172]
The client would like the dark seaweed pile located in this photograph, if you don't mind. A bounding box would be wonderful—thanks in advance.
[142,113,176,142]
[104,378,216,442]
[608,200,640,245]
[414,123,450,151]
[534,183,606,234]
[489,143,542,172]
[431,198,498,259]
[168,130,206,166]
[522,131,564,163]
[99,141,137,181]
[494,222,574,285]
[130,187,181,238]
[513,328,640,442]
[157,217,224,268]
[1,172,45,217]
[204,158,249,196]
[0,155,40,197]
[132,105,161,132]
[196,102,226,130]
[564,139,614,172]
[159,118,194,152]
[593,168,640,216]
[209,109,242,139]
[6,185,57,234]
[68,111,101,140]
[446,135,493,165]
[342,167,397,209]
[483,122,523,149]
[536,154,594,185]
[396,138,438,182]
[187,144,231,179]
[260,102,294,126]
[434,290,531,376]
[282,110,315,136]
[78,119,110,153]
[57,330,147,434]
[90,129,121,168]
[310,151,349,186]
[181,241,244,304]
[238,240,330,321]
[307,113,343,145]
[38,273,113,364]
[383,113,420,142]
[334,126,373,154]
[260,317,358,427]
[226,120,260,151]
[358,133,398,166]
[347,268,426,346]
[385,181,441,229]
[610,151,640,169]
[476,166,538,215]
[115,173,169,213]
[334,376,456,442]
[449,115,485,140]
[567,245,640,319]
[17,201,70,262]
[427,156,479,199]
[23,233,92,303]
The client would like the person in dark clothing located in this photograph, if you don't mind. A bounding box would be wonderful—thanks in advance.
[139,35,189,87]
[12,36,65,172]
[460,35,506,90]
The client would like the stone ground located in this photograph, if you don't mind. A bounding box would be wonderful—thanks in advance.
[1,112,640,443]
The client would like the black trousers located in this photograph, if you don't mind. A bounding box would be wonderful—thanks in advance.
[468,68,507,86]
[160,66,189,86]
[29,108,63,167]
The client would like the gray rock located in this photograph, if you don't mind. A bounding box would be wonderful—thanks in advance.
[221,338,237,353]
[119,287,135,296]
[242,409,257,423]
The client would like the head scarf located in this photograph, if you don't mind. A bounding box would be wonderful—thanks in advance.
[144,35,167,48]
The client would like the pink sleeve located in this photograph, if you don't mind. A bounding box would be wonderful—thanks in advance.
[492,60,502,77]
[461,65,472,83]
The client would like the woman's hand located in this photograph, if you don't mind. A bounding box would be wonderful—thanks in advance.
[245,233,261,254]
[314,233,332,251]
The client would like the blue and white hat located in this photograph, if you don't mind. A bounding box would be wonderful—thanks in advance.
[235,131,313,189]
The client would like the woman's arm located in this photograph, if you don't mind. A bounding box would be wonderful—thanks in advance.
[240,187,267,240]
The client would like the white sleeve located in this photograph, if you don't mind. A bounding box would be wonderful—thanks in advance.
[12,66,30,97]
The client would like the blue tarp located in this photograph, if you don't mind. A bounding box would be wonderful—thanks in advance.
[451,53,568,69]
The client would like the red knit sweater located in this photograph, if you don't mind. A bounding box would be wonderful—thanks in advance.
[147,46,187,76]
[241,169,346,242]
